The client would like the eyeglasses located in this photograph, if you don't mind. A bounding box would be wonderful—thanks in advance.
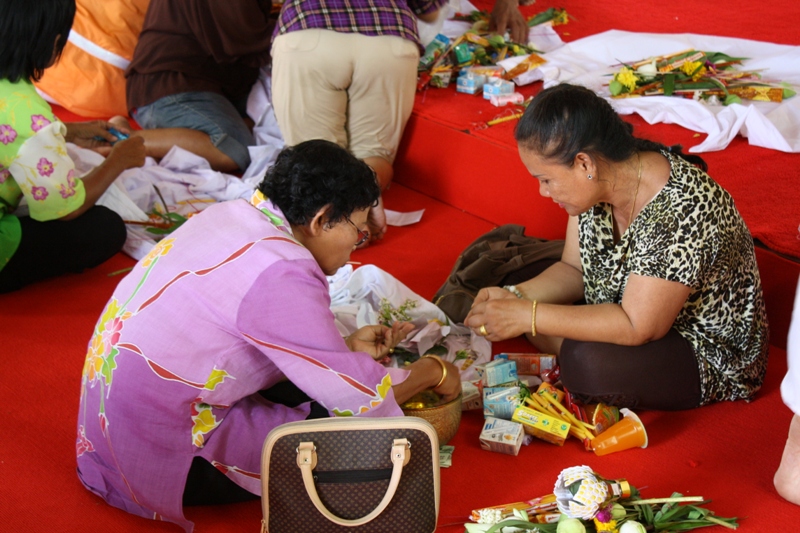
[344,215,370,247]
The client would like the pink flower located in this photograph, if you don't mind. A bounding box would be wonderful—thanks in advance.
[58,184,76,198]
[31,186,48,201]
[76,425,95,457]
[0,124,17,145]
[0,166,9,184]
[30,114,51,132]
[37,158,54,177]
[66,169,77,188]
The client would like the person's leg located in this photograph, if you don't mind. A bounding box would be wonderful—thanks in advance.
[775,414,800,505]
[776,278,800,504]
[347,35,419,241]
[182,380,328,507]
[271,30,350,149]
[559,328,702,410]
[0,206,126,293]
[129,92,257,172]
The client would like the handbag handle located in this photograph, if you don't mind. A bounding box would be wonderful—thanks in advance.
[296,438,411,526]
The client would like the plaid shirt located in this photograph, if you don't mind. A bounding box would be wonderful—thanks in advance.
[275,0,445,50]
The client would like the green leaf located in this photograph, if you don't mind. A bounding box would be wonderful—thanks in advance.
[146,227,174,235]
[485,519,555,532]
[638,503,654,525]
[567,480,582,496]
[609,79,624,96]
[724,94,742,106]
[528,7,557,26]
[425,344,448,356]
[663,73,675,95]
[165,212,187,222]
[783,87,797,99]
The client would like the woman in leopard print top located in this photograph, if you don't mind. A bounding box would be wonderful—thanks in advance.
[465,84,768,410]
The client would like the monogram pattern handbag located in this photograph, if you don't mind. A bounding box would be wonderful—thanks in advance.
[261,416,440,532]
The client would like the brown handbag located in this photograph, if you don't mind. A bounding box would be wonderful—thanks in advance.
[433,224,564,323]
[260,416,440,533]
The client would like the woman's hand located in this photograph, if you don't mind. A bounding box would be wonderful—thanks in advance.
[430,358,461,403]
[392,356,462,405]
[65,121,129,154]
[464,295,531,341]
[470,286,519,308]
[489,0,528,43]
[105,137,146,172]
[346,322,415,360]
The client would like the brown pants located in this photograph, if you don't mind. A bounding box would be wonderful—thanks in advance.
[559,328,702,411]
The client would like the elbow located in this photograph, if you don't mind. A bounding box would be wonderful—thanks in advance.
[417,10,440,23]
[624,324,673,347]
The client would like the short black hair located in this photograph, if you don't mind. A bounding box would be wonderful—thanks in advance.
[0,0,76,83]
[258,140,380,226]
[515,83,706,171]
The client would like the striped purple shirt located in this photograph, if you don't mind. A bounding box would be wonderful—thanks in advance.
[275,0,446,50]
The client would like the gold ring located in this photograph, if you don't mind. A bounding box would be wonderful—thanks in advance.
[479,324,488,336]
[389,348,395,354]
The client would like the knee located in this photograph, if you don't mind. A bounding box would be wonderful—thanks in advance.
[78,206,127,267]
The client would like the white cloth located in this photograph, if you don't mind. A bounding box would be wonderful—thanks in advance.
[525,30,800,153]
[781,278,800,415]
[328,264,491,381]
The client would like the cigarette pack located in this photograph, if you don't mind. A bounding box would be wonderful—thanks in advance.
[490,92,525,107]
[456,72,487,95]
[512,405,571,446]
[479,416,524,456]
[483,386,522,420]
[478,359,518,387]
[483,78,515,100]
[461,65,505,79]
[499,353,557,376]
[461,380,483,411]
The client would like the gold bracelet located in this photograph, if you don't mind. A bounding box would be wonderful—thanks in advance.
[422,355,447,390]
[531,300,538,337]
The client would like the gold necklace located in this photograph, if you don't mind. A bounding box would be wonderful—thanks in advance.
[629,152,642,224]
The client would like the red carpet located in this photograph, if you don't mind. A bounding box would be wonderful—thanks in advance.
[399,0,800,259]
[3,0,800,530]
[2,184,800,532]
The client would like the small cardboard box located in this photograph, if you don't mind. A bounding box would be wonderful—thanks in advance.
[456,73,487,95]
[498,353,557,376]
[483,386,522,420]
[479,359,518,387]
[461,380,483,411]
[479,417,524,456]
[512,405,571,446]
[483,78,515,100]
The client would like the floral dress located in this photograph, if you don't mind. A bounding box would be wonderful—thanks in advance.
[578,151,769,405]
[76,193,407,532]
[0,78,85,272]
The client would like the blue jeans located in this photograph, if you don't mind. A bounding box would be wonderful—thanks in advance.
[133,91,255,171]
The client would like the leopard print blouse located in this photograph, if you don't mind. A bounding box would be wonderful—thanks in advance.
[578,151,769,405]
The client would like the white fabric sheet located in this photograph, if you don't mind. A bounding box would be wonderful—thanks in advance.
[328,264,491,381]
[527,30,800,153]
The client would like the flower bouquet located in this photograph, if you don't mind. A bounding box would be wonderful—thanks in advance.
[466,466,739,532]
[608,49,796,105]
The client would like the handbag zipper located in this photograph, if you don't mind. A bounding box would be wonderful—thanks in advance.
[313,468,393,484]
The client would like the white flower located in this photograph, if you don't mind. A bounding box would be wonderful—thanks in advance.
[554,466,610,520]
[619,520,647,533]
[636,60,658,80]
[556,517,587,533]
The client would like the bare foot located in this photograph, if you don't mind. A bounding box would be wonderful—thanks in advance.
[775,414,800,505]
[364,196,387,247]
